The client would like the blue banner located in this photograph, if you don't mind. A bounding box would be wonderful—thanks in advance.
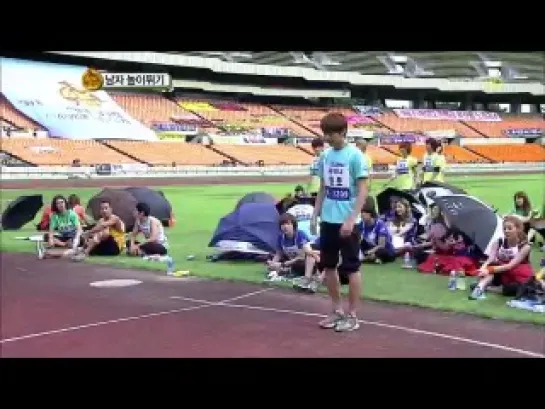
[503,128,544,137]
[0,58,157,141]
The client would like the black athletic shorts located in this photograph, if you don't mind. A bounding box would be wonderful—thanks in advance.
[319,221,362,274]
[127,240,168,256]
[90,236,121,256]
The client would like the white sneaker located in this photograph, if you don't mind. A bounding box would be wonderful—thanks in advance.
[36,240,45,260]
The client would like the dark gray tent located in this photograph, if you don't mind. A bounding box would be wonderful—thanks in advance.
[236,192,277,210]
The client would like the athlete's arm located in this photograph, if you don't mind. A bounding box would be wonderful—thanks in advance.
[488,244,531,273]
[347,151,369,223]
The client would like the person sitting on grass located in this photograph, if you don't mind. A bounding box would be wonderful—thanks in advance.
[386,198,417,254]
[509,191,539,243]
[37,195,83,259]
[71,199,126,261]
[67,193,94,228]
[266,213,320,284]
[469,216,534,300]
[360,205,396,264]
[128,202,169,257]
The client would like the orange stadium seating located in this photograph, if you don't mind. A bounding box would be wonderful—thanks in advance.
[110,92,220,133]
[376,112,483,138]
[105,141,227,166]
[213,145,312,165]
[274,105,392,136]
[464,114,545,137]
[177,99,311,136]
[465,144,545,163]
[385,144,489,163]
[1,138,137,166]
[0,94,44,130]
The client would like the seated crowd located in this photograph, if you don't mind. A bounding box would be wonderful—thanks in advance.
[35,197,173,270]
[267,183,544,303]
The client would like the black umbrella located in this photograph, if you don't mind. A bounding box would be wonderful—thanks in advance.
[1,195,43,230]
[236,192,277,209]
[417,182,467,207]
[86,188,138,231]
[376,187,419,215]
[529,218,545,239]
[433,195,503,256]
[124,187,172,226]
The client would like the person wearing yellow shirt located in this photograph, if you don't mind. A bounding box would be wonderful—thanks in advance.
[420,138,447,184]
[388,142,418,190]
[307,138,325,196]
[355,137,373,190]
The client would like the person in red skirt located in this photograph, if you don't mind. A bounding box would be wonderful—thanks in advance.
[417,227,479,276]
[469,216,534,300]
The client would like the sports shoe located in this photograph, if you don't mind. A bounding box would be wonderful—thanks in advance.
[36,240,45,260]
[335,313,360,332]
[319,310,345,329]
[292,276,310,292]
[468,285,486,300]
[71,251,86,262]
[306,277,321,294]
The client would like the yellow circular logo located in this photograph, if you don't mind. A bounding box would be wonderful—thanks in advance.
[82,68,104,91]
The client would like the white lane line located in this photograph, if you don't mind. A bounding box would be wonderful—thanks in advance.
[170,295,545,358]
[0,288,272,344]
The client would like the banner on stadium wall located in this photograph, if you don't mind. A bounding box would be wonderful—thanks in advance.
[503,128,544,137]
[378,133,427,145]
[210,134,277,145]
[423,129,457,138]
[152,122,198,139]
[347,129,375,138]
[353,106,383,116]
[346,115,375,125]
[261,127,290,138]
[394,109,502,122]
[0,58,158,141]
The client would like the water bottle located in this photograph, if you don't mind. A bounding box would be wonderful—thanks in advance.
[165,256,175,275]
[402,251,413,269]
[448,271,457,290]
[456,270,466,290]
[434,257,441,274]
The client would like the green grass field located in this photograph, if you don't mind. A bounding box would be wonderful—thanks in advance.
[1,174,544,325]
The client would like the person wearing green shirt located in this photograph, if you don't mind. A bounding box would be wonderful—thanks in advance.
[421,138,447,184]
[510,191,539,242]
[388,142,418,190]
[38,194,83,259]
[355,137,373,190]
[307,138,325,196]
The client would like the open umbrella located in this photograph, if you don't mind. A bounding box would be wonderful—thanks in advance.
[433,194,503,256]
[417,182,466,207]
[529,218,545,239]
[86,188,138,230]
[1,194,44,230]
[376,187,419,215]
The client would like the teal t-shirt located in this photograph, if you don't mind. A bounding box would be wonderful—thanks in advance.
[318,145,368,224]
[50,209,80,234]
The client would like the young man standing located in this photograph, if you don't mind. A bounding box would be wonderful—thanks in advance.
[307,138,325,196]
[355,137,373,190]
[311,113,369,332]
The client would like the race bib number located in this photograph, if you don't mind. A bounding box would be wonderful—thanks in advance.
[423,157,433,172]
[324,163,350,201]
[396,159,409,175]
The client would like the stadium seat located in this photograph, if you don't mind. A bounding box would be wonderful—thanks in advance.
[105,141,228,166]
[385,144,488,163]
[177,99,312,137]
[1,138,137,166]
[464,114,545,138]
[213,144,312,165]
[466,144,545,162]
[0,94,44,131]
[377,112,483,138]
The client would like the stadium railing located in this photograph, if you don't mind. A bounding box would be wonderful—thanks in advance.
[1,163,543,181]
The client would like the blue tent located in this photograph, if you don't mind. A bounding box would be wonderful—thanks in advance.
[209,202,280,255]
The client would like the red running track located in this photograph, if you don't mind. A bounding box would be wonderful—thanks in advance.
[1,253,544,358]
